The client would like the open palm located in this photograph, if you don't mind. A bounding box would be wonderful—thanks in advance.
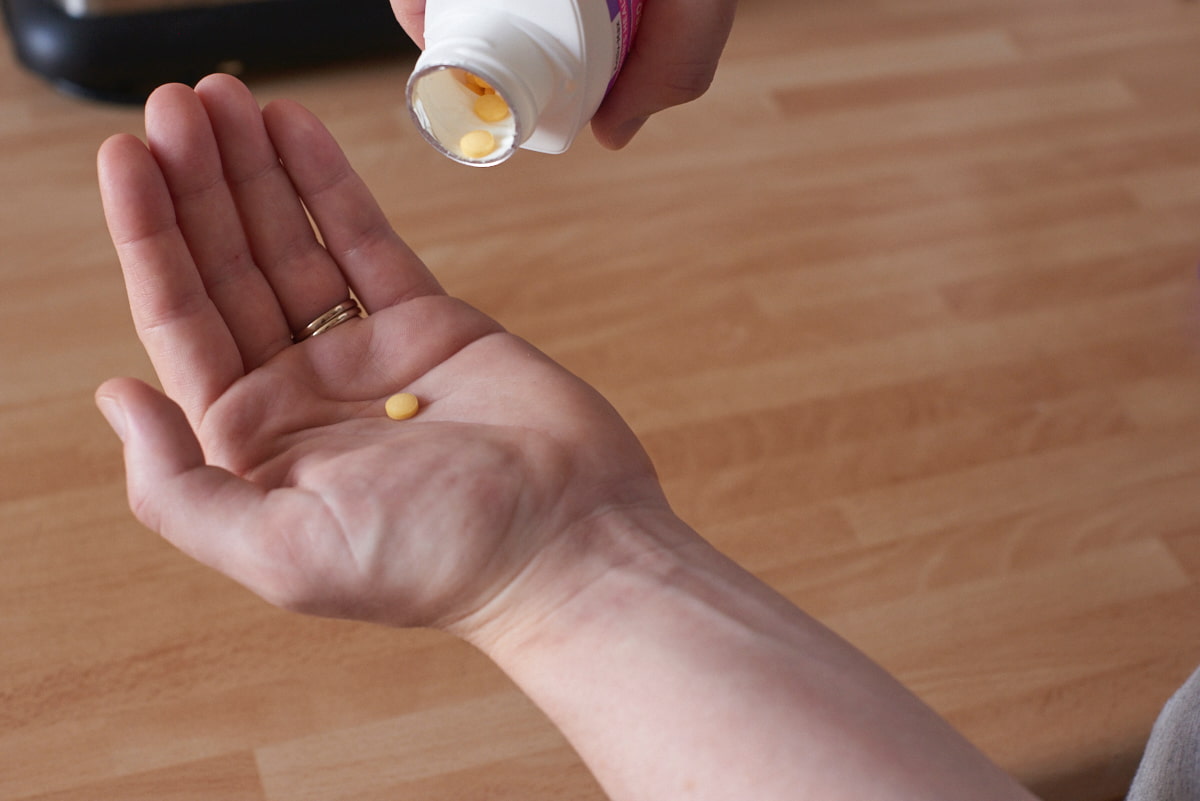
[96,75,664,632]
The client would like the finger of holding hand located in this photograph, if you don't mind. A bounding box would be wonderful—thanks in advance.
[389,0,426,48]
[591,0,736,149]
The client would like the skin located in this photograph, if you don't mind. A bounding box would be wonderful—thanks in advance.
[95,75,1041,801]
[389,0,738,148]
[95,75,666,630]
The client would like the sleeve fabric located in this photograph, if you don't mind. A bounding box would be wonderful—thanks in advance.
[1127,665,1200,801]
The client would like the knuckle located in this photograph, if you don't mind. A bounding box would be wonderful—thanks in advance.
[658,61,719,107]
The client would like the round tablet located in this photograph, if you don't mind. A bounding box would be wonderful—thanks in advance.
[385,392,420,421]
[466,73,494,94]
[474,93,510,123]
[460,129,497,159]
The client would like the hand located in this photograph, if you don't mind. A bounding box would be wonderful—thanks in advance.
[389,0,738,149]
[95,74,667,633]
[95,75,1043,801]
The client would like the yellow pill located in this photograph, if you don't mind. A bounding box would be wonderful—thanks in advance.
[473,93,510,123]
[460,129,497,159]
[465,73,494,94]
[385,392,420,421]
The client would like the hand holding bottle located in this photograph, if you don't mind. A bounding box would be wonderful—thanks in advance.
[390,0,737,150]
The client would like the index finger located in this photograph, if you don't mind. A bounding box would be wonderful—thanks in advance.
[98,133,244,423]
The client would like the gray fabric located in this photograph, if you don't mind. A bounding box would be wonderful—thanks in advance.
[1127,666,1200,801]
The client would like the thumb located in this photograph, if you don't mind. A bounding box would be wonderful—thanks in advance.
[94,377,272,583]
[96,377,207,532]
[96,376,204,494]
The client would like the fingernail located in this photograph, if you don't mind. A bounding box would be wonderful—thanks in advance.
[96,395,128,443]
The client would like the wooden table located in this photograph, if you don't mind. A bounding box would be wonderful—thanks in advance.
[3,0,1199,798]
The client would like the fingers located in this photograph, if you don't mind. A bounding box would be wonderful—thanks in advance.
[193,74,354,335]
[262,97,445,312]
[143,82,294,366]
[391,0,733,149]
[102,72,442,429]
[591,0,737,149]
[98,132,246,422]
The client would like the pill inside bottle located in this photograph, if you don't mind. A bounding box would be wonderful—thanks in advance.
[408,67,518,165]
[460,130,497,159]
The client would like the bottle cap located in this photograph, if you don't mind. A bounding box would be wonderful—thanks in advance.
[407,12,552,166]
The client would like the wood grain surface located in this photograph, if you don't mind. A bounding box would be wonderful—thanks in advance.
[2,0,1200,799]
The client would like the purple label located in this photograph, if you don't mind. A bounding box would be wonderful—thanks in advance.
[607,0,644,87]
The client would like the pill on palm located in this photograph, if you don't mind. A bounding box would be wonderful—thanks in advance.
[385,392,420,421]
[473,93,510,122]
[460,129,497,159]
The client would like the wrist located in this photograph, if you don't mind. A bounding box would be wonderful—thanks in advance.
[445,502,702,660]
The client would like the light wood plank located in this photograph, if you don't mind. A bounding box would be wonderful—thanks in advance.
[3,0,1200,798]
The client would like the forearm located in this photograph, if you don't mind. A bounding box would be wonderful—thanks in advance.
[464,509,1039,801]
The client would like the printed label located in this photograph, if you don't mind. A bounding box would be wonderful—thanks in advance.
[607,0,644,87]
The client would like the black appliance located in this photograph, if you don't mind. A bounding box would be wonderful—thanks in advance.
[0,0,414,102]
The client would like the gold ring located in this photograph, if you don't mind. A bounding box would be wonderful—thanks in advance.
[293,299,363,342]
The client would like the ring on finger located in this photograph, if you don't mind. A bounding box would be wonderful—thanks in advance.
[293,298,364,342]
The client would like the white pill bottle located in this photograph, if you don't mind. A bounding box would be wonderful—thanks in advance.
[406,0,644,166]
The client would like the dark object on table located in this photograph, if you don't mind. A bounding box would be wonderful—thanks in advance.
[0,0,415,103]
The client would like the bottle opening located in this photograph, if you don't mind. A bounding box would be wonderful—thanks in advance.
[407,66,519,166]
